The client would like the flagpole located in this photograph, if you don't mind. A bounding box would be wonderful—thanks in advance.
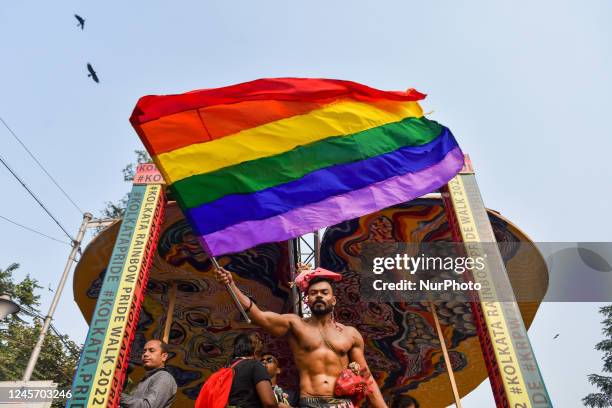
[210,257,251,324]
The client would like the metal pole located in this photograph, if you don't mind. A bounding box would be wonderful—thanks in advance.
[296,237,302,264]
[287,239,301,315]
[23,212,93,381]
[209,257,251,324]
[313,230,320,267]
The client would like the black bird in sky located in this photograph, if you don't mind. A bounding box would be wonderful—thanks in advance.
[553,333,559,339]
[87,63,99,83]
[74,14,85,30]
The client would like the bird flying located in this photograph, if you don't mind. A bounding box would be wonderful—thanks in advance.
[87,63,99,83]
[553,334,559,339]
[74,14,85,30]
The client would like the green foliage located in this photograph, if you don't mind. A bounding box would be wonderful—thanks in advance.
[584,305,612,407]
[0,263,41,308]
[122,150,152,182]
[101,194,129,219]
[100,150,152,219]
[0,264,81,408]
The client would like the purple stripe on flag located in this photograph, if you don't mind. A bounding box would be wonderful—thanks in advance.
[188,128,457,235]
[200,147,464,256]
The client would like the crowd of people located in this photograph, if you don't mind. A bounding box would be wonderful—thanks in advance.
[119,265,420,408]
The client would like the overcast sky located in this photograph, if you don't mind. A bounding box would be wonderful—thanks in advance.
[1,1,611,406]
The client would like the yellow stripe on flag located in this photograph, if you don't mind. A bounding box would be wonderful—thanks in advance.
[155,100,423,184]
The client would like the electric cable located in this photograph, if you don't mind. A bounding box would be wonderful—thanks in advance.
[0,116,83,215]
[0,214,70,245]
[0,152,75,242]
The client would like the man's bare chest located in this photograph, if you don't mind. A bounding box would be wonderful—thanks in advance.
[290,323,353,355]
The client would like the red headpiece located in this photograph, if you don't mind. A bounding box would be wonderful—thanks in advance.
[293,267,342,292]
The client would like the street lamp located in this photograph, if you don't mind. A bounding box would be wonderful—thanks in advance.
[0,294,20,320]
[22,212,120,382]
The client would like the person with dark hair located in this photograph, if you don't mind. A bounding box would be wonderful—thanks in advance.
[260,353,294,406]
[215,265,387,408]
[226,332,285,408]
[120,339,177,408]
[390,394,419,408]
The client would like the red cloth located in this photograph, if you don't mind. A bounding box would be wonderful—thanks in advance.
[293,267,342,292]
[334,368,373,407]
[194,361,240,408]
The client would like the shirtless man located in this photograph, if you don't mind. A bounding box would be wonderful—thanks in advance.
[215,265,387,408]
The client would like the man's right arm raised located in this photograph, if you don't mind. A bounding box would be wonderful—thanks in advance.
[214,266,295,337]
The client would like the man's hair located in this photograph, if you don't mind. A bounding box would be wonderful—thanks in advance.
[231,332,256,358]
[391,394,419,408]
[306,277,335,293]
[262,352,278,363]
[147,339,170,354]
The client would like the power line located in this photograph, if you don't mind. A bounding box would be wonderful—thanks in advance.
[0,116,83,215]
[0,214,70,245]
[0,153,75,242]
[16,305,78,351]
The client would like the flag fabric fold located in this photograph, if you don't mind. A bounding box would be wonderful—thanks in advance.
[130,77,464,256]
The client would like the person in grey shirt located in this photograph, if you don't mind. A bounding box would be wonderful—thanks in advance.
[120,339,177,408]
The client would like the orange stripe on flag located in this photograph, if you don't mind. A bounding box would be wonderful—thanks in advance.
[140,99,326,155]
[140,110,210,156]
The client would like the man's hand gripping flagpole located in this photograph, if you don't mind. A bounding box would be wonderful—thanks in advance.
[210,257,251,324]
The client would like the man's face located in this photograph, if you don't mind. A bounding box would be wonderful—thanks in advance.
[261,354,280,377]
[307,281,336,316]
[142,340,167,370]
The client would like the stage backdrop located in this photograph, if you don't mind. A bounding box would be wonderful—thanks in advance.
[319,198,547,407]
[74,200,547,408]
[74,203,296,407]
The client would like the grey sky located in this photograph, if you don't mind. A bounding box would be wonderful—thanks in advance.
[1,1,610,406]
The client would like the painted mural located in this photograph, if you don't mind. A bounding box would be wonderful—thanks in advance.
[74,200,547,407]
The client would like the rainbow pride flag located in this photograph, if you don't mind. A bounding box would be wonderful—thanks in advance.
[130,78,464,256]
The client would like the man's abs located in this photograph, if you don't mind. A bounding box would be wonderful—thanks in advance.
[289,340,349,397]
[298,371,339,397]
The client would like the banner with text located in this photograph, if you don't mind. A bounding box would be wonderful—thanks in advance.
[443,172,552,408]
[68,166,165,408]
